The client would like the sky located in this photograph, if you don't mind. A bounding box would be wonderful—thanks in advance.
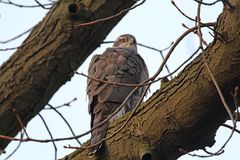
[0,0,239,160]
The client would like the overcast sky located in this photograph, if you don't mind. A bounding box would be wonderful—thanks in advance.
[0,0,239,160]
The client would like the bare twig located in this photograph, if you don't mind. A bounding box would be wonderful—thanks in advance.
[34,0,52,9]
[202,148,223,156]
[46,103,82,145]
[12,108,29,138]
[172,0,217,40]
[0,47,18,52]
[0,27,33,44]
[171,0,196,22]
[0,0,53,9]
[222,124,240,134]
[194,0,221,6]
[231,86,240,107]
[0,1,58,52]
[194,0,234,10]
[38,113,57,160]
[233,112,240,121]
[138,42,174,79]
[179,148,224,157]
[44,98,77,110]
[3,131,24,160]
[75,0,146,27]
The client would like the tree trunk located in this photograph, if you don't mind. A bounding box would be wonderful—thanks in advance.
[0,0,136,150]
[62,1,240,160]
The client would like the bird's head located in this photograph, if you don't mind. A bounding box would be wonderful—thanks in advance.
[113,34,137,52]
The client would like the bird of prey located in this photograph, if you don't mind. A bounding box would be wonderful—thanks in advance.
[87,34,149,155]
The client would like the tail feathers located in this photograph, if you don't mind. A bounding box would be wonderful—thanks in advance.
[88,133,104,156]
[88,144,103,157]
[89,102,120,156]
[89,122,108,156]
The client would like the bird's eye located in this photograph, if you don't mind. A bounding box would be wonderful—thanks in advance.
[119,38,126,43]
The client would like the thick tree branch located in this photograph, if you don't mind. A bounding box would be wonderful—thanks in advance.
[0,0,138,150]
[62,0,240,159]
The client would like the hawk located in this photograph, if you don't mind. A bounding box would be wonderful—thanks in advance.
[87,34,149,155]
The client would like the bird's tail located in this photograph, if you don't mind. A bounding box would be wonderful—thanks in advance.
[89,103,109,156]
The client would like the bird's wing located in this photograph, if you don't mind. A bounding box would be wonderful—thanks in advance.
[87,48,148,112]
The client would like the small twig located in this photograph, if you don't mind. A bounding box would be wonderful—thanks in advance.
[171,0,196,22]
[76,72,150,87]
[0,0,53,9]
[75,0,146,27]
[157,46,201,85]
[222,124,240,134]
[34,0,52,9]
[0,1,59,52]
[233,112,240,121]
[102,39,172,54]
[38,113,57,160]
[46,103,82,145]
[179,148,224,158]
[3,131,24,160]
[138,42,173,53]
[231,86,240,107]
[202,148,223,156]
[138,41,174,79]
[193,0,221,6]
[0,27,33,44]
[172,0,217,41]
[222,0,234,9]
[44,98,77,110]
[201,57,234,124]
[12,108,29,138]
[194,0,234,10]
[0,47,18,52]
[138,42,174,79]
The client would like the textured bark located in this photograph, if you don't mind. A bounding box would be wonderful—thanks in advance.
[0,0,136,150]
[62,1,240,160]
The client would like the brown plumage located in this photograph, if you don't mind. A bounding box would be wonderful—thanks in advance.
[87,34,149,155]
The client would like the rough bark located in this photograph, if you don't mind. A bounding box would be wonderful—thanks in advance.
[0,0,136,150]
[62,1,240,160]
